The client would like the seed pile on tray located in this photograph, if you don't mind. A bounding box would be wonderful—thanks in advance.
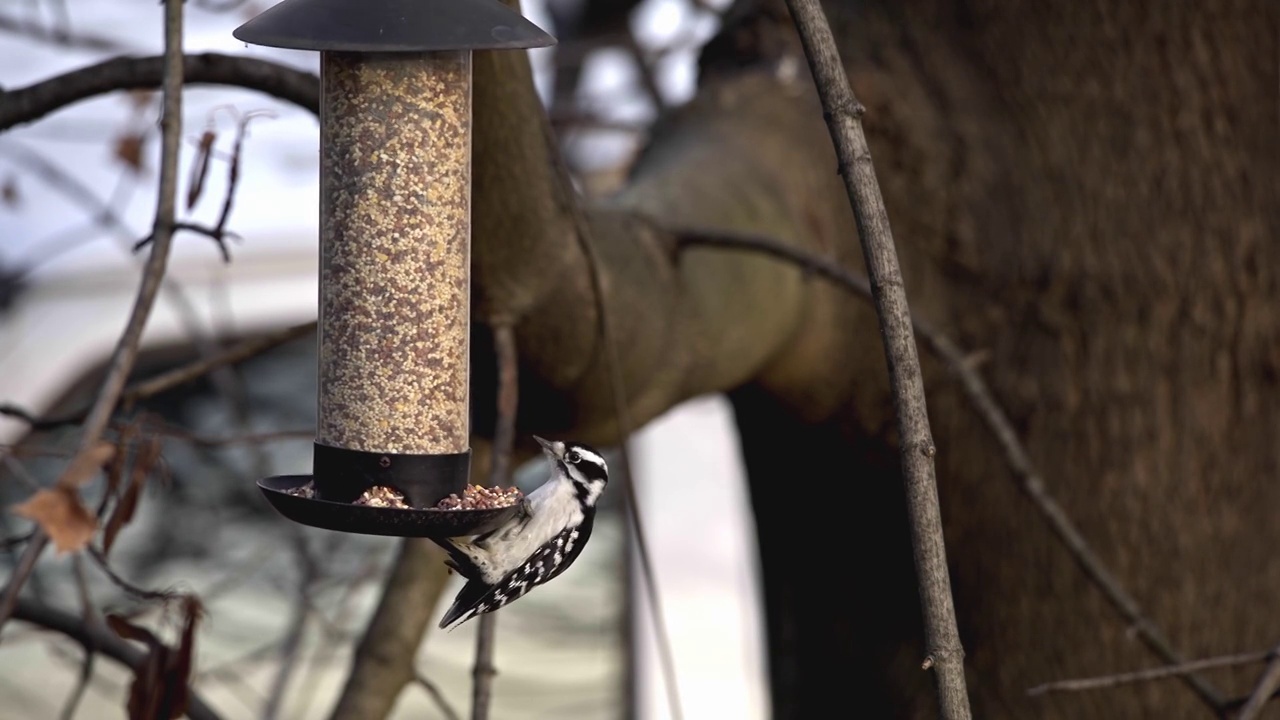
[284,482,316,499]
[435,484,522,510]
[353,485,411,509]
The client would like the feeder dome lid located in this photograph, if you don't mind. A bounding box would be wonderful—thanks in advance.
[233,0,556,52]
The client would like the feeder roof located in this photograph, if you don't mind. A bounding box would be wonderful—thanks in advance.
[233,0,556,52]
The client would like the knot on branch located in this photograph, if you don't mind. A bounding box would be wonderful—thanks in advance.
[921,645,966,670]
[821,95,866,124]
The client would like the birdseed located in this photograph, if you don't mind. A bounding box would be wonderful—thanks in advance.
[352,485,411,509]
[435,484,523,511]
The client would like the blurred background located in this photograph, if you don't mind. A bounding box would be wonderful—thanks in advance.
[0,0,767,718]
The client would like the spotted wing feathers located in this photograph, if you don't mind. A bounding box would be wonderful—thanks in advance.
[438,518,594,630]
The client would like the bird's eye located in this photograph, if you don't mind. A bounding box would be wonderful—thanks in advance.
[565,450,581,464]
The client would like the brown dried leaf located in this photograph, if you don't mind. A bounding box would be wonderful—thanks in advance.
[102,436,160,557]
[106,613,159,646]
[113,133,147,175]
[186,130,216,210]
[1,175,18,208]
[167,597,203,719]
[107,602,201,720]
[58,441,116,489]
[11,486,98,553]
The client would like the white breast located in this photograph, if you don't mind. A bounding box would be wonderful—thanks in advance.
[469,475,583,585]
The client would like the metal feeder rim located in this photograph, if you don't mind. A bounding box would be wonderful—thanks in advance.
[312,443,470,507]
[258,474,522,538]
[232,0,556,52]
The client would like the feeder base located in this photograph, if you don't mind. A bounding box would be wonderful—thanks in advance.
[258,475,520,538]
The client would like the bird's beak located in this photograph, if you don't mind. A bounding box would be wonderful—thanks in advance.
[533,435,562,459]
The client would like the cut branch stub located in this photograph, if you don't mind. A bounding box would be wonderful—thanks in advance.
[236,0,554,538]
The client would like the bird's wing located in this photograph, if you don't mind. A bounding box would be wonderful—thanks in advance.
[438,517,596,630]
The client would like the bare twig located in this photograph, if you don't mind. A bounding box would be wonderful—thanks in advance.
[60,555,97,720]
[86,547,178,605]
[544,122,685,720]
[0,53,318,132]
[781,0,972,714]
[125,322,315,407]
[470,323,518,720]
[2,322,316,431]
[471,614,499,720]
[1027,650,1273,697]
[415,671,463,720]
[1235,644,1280,720]
[262,535,319,720]
[672,226,1225,709]
[0,0,187,631]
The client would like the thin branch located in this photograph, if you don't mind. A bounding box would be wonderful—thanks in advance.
[262,535,319,720]
[1235,644,1280,720]
[471,615,498,720]
[125,322,315,407]
[1026,650,1273,697]
[544,121,685,720]
[12,597,222,720]
[1,322,316,431]
[86,547,178,605]
[0,53,318,132]
[472,323,518,720]
[671,226,1225,710]
[60,554,97,720]
[782,0,972,713]
[0,0,188,631]
[415,671,462,720]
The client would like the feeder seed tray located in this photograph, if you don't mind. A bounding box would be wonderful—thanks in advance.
[258,475,521,538]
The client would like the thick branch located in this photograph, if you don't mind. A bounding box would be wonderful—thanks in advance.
[326,539,451,720]
[781,0,972,715]
[0,53,318,131]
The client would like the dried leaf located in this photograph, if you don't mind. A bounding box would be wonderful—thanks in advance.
[167,597,203,719]
[102,436,160,557]
[1,175,18,208]
[58,441,116,489]
[11,486,98,553]
[186,129,216,210]
[106,614,159,646]
[113,133,147,175]
[107,602,201,720]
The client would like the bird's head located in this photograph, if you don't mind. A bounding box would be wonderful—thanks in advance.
[534,436,609,507]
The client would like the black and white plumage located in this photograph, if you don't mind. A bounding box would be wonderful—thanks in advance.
[434,436,609,629]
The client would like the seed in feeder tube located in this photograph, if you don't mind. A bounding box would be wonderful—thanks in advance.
[435,484,523,511]
[284,481,315,499]
[354,485,411,509]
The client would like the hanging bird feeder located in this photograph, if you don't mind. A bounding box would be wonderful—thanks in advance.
[236,0,555,538]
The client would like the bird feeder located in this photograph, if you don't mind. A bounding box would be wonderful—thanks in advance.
[237,0,554,538]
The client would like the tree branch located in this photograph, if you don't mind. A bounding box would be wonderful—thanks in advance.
[0,53,318,132]
[12,598,222,720]
[673,226,1226,711]
[0,0,188,633]
[1026,649,1273,697]
[1234,644,1280,720]
[780,0,972,715]
[471,323,518,720]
